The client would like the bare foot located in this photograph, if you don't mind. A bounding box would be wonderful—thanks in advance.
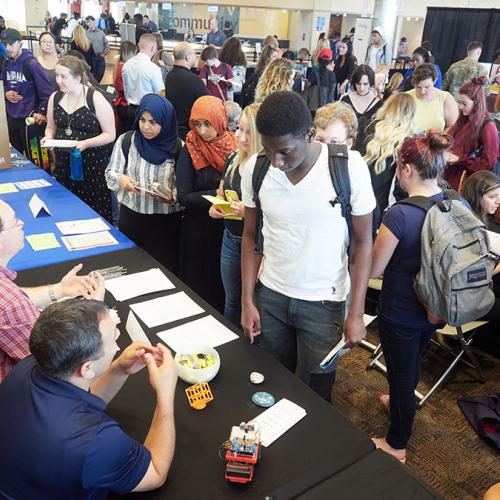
[379,394,390,413]
[371,437,406,463]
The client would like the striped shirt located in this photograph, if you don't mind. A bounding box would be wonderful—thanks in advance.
[0,266,39,382]
[105,132,184,215]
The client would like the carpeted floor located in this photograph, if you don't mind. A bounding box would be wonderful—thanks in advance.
[332,321,499,500]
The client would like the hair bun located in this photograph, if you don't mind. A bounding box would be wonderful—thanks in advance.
[471,75,487,86]
[426,129,453,151]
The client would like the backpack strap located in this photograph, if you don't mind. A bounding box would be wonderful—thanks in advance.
[327,144,352,240]
[398,196,436,212]
[120,130,134,172]
[252,151,271,255]
[53,90,64,109]
[223,150,238,175]
[174,138,183,162]
[22,56,36,82]
[85,87,96,115]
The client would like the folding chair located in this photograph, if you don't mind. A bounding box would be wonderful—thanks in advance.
[367,321,489,408]
[360,279,383,354]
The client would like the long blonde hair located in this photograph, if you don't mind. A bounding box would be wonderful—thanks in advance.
[227,103,261,182]
[254,58,294,103]
[364,93,416,175]
[72,25,91,52]
[311,33,330,63]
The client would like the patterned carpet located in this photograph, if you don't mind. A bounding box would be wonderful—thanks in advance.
[332,320,499,500]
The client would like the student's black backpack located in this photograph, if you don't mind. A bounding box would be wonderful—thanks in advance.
[1,55,36,82]
[251,143,352,255]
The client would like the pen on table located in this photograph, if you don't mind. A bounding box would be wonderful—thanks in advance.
[94,265,126,274]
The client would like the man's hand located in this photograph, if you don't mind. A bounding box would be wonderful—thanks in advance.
[115,342,162,375]
[241,302,261,344]
[143,343,178,394]
[120,175,139,193]
[5,90,23,103]
[344,313,366,347]
[33,113,47,125]
[85,271,105,301]
[59,263,100,298]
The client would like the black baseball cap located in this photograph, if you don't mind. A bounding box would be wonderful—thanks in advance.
[0,28,22,44]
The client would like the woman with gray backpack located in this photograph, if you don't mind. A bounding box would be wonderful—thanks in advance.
[369,130,498,463]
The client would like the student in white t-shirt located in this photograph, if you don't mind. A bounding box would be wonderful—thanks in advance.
[241,91,375,400]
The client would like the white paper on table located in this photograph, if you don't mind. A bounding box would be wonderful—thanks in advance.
[252,398,307,447]
[126,311,151,344]
[157,315,238,353]
[130,292,204,328]
[61,231,118,251]
[15,179,51,190]
[105,268,175,301]
[29,193,51,217]
[56,217,110,235]
[42,139,78,148]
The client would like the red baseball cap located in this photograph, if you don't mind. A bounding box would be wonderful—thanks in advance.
[318,48,333,61]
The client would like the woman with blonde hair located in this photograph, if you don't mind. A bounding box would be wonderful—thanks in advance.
[364,93,417,227]
[254,58,294,103]
[70,24,96,74]
[208,103,261,324]
[311,32,330,65]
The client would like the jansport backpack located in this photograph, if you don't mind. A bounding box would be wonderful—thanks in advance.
[399,190,496,326]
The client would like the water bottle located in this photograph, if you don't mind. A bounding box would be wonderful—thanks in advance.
[70,148,84,181]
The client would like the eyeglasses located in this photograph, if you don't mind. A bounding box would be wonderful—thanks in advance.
[456,100,472,108]
[0,219,24,232]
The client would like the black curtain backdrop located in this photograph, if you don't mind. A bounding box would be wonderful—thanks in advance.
[422,7,500,74]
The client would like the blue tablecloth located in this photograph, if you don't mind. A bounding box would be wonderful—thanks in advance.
[0,165,135,271]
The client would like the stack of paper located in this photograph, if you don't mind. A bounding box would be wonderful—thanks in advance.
[15,179,51,190]
[0,183,18,194]
[125,311,151,344]
[105,268,175,301]
[56,218,110,235]
[157,315,238,352]
[61,231,118,251]
[253,399,307,447]
[130,292,204,328]
[25,233,61,251]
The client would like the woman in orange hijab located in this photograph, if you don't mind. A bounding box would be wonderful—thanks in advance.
[177,96,238,312]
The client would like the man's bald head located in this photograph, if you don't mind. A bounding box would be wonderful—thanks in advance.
[174,42,193,61]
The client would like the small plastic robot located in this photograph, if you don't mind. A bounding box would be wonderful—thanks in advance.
[222,421,262,484]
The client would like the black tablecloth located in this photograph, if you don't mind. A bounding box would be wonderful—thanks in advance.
[16,248,439,499]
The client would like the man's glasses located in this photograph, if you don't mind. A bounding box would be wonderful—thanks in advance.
[0,219,24,232]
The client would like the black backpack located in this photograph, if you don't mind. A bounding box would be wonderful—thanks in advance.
[1,55,36,82]
[251,143,352,255]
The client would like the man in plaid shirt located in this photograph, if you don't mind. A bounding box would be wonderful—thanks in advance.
[0,200,105,382]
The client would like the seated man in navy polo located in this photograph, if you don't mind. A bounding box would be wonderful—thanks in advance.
[0,299,178,498]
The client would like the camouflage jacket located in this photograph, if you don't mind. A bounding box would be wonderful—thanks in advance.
[442,57,488,99]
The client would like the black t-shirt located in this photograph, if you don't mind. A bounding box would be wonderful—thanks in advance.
[165,66,210,140]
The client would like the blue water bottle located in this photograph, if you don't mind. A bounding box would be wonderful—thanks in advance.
[70,148,84,181]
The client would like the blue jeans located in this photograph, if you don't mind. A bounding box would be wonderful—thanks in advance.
[220,228,242,326]
[378,317,435,449]
[255,282,345,400]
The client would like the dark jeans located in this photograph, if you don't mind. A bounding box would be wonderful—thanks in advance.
[255,282,345,401]
[378,317,435,449]
[8,117,26,155]
[93,55,106,83]
[220,228,242,326]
